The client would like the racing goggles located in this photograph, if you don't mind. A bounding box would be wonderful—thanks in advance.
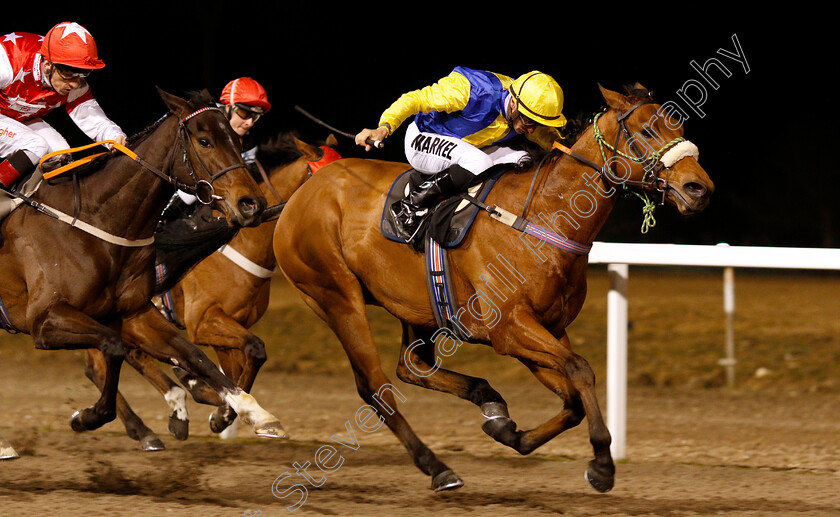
[232,103,264,121]
[54,65,92,80]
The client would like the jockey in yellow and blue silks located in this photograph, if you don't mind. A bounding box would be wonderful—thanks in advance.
[356,67,566,242]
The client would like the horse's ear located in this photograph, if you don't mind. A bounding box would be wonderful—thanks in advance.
[293,137,322,160]
[598,83,629,110]
[156,86,190,118]
[325,134,339,148]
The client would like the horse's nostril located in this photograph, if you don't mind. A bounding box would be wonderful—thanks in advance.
[684,182,708,198]
[238,197,259,216]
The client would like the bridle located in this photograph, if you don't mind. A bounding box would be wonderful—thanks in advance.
[592,99,688,205]
[548,98,699,233]
[3,104,254,248]
[161,106,251,205]
[38,105,251,206]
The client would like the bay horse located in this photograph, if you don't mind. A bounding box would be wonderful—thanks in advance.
[0,88,286,459]
[86,132,340,446]
[272,84,714,492]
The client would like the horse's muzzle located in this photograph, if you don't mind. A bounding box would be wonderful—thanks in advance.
[672,177,714,215]
[236,195,265,227]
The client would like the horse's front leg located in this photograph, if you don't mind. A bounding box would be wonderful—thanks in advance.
[396,322,511,415]
[30,302,125,432]
[83,349,166,451]
[191,305,268,435]
[489,307,615,493]
[120,305,287,439]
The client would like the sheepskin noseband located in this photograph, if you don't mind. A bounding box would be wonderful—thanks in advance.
[661,140,699,168]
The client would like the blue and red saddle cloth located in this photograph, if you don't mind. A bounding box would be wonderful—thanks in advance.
[380,167,591,339]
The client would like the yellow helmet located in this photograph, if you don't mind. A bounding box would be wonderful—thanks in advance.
[509,71,566,127]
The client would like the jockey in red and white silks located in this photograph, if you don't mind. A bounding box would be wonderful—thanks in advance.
[0,21,126,187]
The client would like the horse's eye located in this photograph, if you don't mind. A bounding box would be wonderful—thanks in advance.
[198,138,212,148]
[641,128,655,139]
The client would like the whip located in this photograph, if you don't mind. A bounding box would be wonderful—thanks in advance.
[294,105,383,149]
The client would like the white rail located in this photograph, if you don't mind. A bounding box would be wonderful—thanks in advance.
[587,242,840,460]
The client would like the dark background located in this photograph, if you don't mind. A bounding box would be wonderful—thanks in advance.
[9,6,835,247]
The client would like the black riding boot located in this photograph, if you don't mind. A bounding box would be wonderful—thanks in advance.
[390,164,475,242]
[156,193,196,232]
[0,150,36,189]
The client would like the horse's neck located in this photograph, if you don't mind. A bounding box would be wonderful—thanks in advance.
[85,118,180,239]
[267,159,309,205]
[530,124,618,245]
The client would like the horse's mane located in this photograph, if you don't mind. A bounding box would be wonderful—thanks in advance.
[254,131,305,172]
[524,84,655,167]
[521,111,588,169]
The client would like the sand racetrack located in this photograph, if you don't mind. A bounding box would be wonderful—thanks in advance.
[1,268,838,516]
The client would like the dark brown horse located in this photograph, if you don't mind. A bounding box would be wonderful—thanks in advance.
[272,85,714,492]
[0,89,286,459]
[88,133,340,446]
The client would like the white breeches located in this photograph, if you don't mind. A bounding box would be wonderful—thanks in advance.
[0,115,70,163]
[403,121,528,176]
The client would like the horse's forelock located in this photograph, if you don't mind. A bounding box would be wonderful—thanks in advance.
[622,84,654,103]
[185,89,217,109]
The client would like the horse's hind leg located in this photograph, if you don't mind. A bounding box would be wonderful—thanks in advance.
[31,302,124,432]
[83,349,165,451]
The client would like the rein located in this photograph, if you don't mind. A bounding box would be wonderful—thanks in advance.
[459,100,697,250]
[19,106,250,247]
[39,107,248,205]
[551,101,693,233]
[593,101,685,232]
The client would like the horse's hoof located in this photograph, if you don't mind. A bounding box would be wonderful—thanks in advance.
[481,417,520,449]
[208,413,233,434]
[584,461,615,493]
[140,435,166,452]
[69,410,87,433]
[0,444,19,460]
[432,469,464,492]
[481,401,510,420]
[69,408,110,432]
[169,413,189,441]
[254,421,289,439]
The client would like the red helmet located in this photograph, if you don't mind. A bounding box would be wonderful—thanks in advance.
[220,77,271,113]
[40,21,105,70]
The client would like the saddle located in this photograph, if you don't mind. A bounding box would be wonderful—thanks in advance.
[380,166,507,252]
[0,169,44,222]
